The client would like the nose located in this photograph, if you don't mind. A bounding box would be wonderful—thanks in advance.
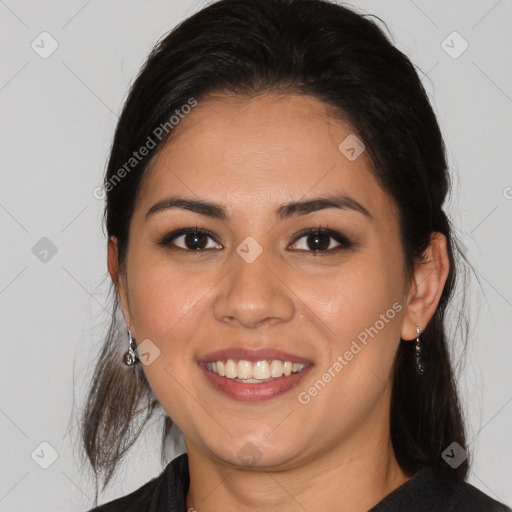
[212,250,295,329]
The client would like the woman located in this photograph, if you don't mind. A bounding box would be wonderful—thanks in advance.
[80,0,511,510]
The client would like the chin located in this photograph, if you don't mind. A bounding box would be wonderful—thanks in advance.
[204,435,304,471]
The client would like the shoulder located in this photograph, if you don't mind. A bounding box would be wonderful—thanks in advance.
[371,466,511,512]
[448,478,511,512]
[88,476,160,512]
[87,453,189,512]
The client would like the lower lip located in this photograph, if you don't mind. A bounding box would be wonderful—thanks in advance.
[199,363,312,402]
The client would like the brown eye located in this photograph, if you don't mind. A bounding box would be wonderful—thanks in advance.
[183,231,209,250]
[305,232,331,251]
[289,228,352,253]
[159,228,223,251]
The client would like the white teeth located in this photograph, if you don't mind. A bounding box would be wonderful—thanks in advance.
[270,360,283,377]
[225,359,237,378]
[237,360,252,379]
[206,359,306,380]
[253,360,270,379]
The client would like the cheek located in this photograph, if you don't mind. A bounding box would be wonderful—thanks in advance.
[127,255,211,341]
[125,256,213,427]
[297,254,406,416]
[296,254,405,343]
[292,258,405,431]
[124,253,217,413]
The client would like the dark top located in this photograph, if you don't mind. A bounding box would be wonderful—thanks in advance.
[89,453,511,511]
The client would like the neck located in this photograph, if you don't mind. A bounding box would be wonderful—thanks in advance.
[185,409,409,511]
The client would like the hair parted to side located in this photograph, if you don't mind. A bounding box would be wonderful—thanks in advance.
[79,0,469,501]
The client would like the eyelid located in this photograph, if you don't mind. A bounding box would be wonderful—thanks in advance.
[288,227,353,252]
[158,227,223,250]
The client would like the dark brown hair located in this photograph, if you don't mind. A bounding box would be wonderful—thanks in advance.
[79,0,469,502]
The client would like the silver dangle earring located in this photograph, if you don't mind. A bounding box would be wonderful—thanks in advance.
[415,325,425,375]
[123,330,138,366]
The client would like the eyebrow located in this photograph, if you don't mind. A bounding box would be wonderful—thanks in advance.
[145,193,372,221]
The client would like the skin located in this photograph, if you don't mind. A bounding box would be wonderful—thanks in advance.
[108,93,449,512]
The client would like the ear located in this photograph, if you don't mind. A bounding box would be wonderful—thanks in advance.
[401,232,450,341]
[107,236,132,329]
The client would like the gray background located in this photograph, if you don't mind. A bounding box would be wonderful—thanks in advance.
[0,0,511,510]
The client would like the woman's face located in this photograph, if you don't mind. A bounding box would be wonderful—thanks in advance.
[114,93,412,469]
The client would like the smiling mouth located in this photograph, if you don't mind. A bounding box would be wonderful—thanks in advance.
[204,359,309,383]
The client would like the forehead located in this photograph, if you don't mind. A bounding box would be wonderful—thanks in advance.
[136,93,395,221]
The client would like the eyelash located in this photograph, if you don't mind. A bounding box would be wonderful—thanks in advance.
[290,227,353,253]
[157,226,353,254]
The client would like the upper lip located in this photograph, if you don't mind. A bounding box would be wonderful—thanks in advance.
[197,347,313,364]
